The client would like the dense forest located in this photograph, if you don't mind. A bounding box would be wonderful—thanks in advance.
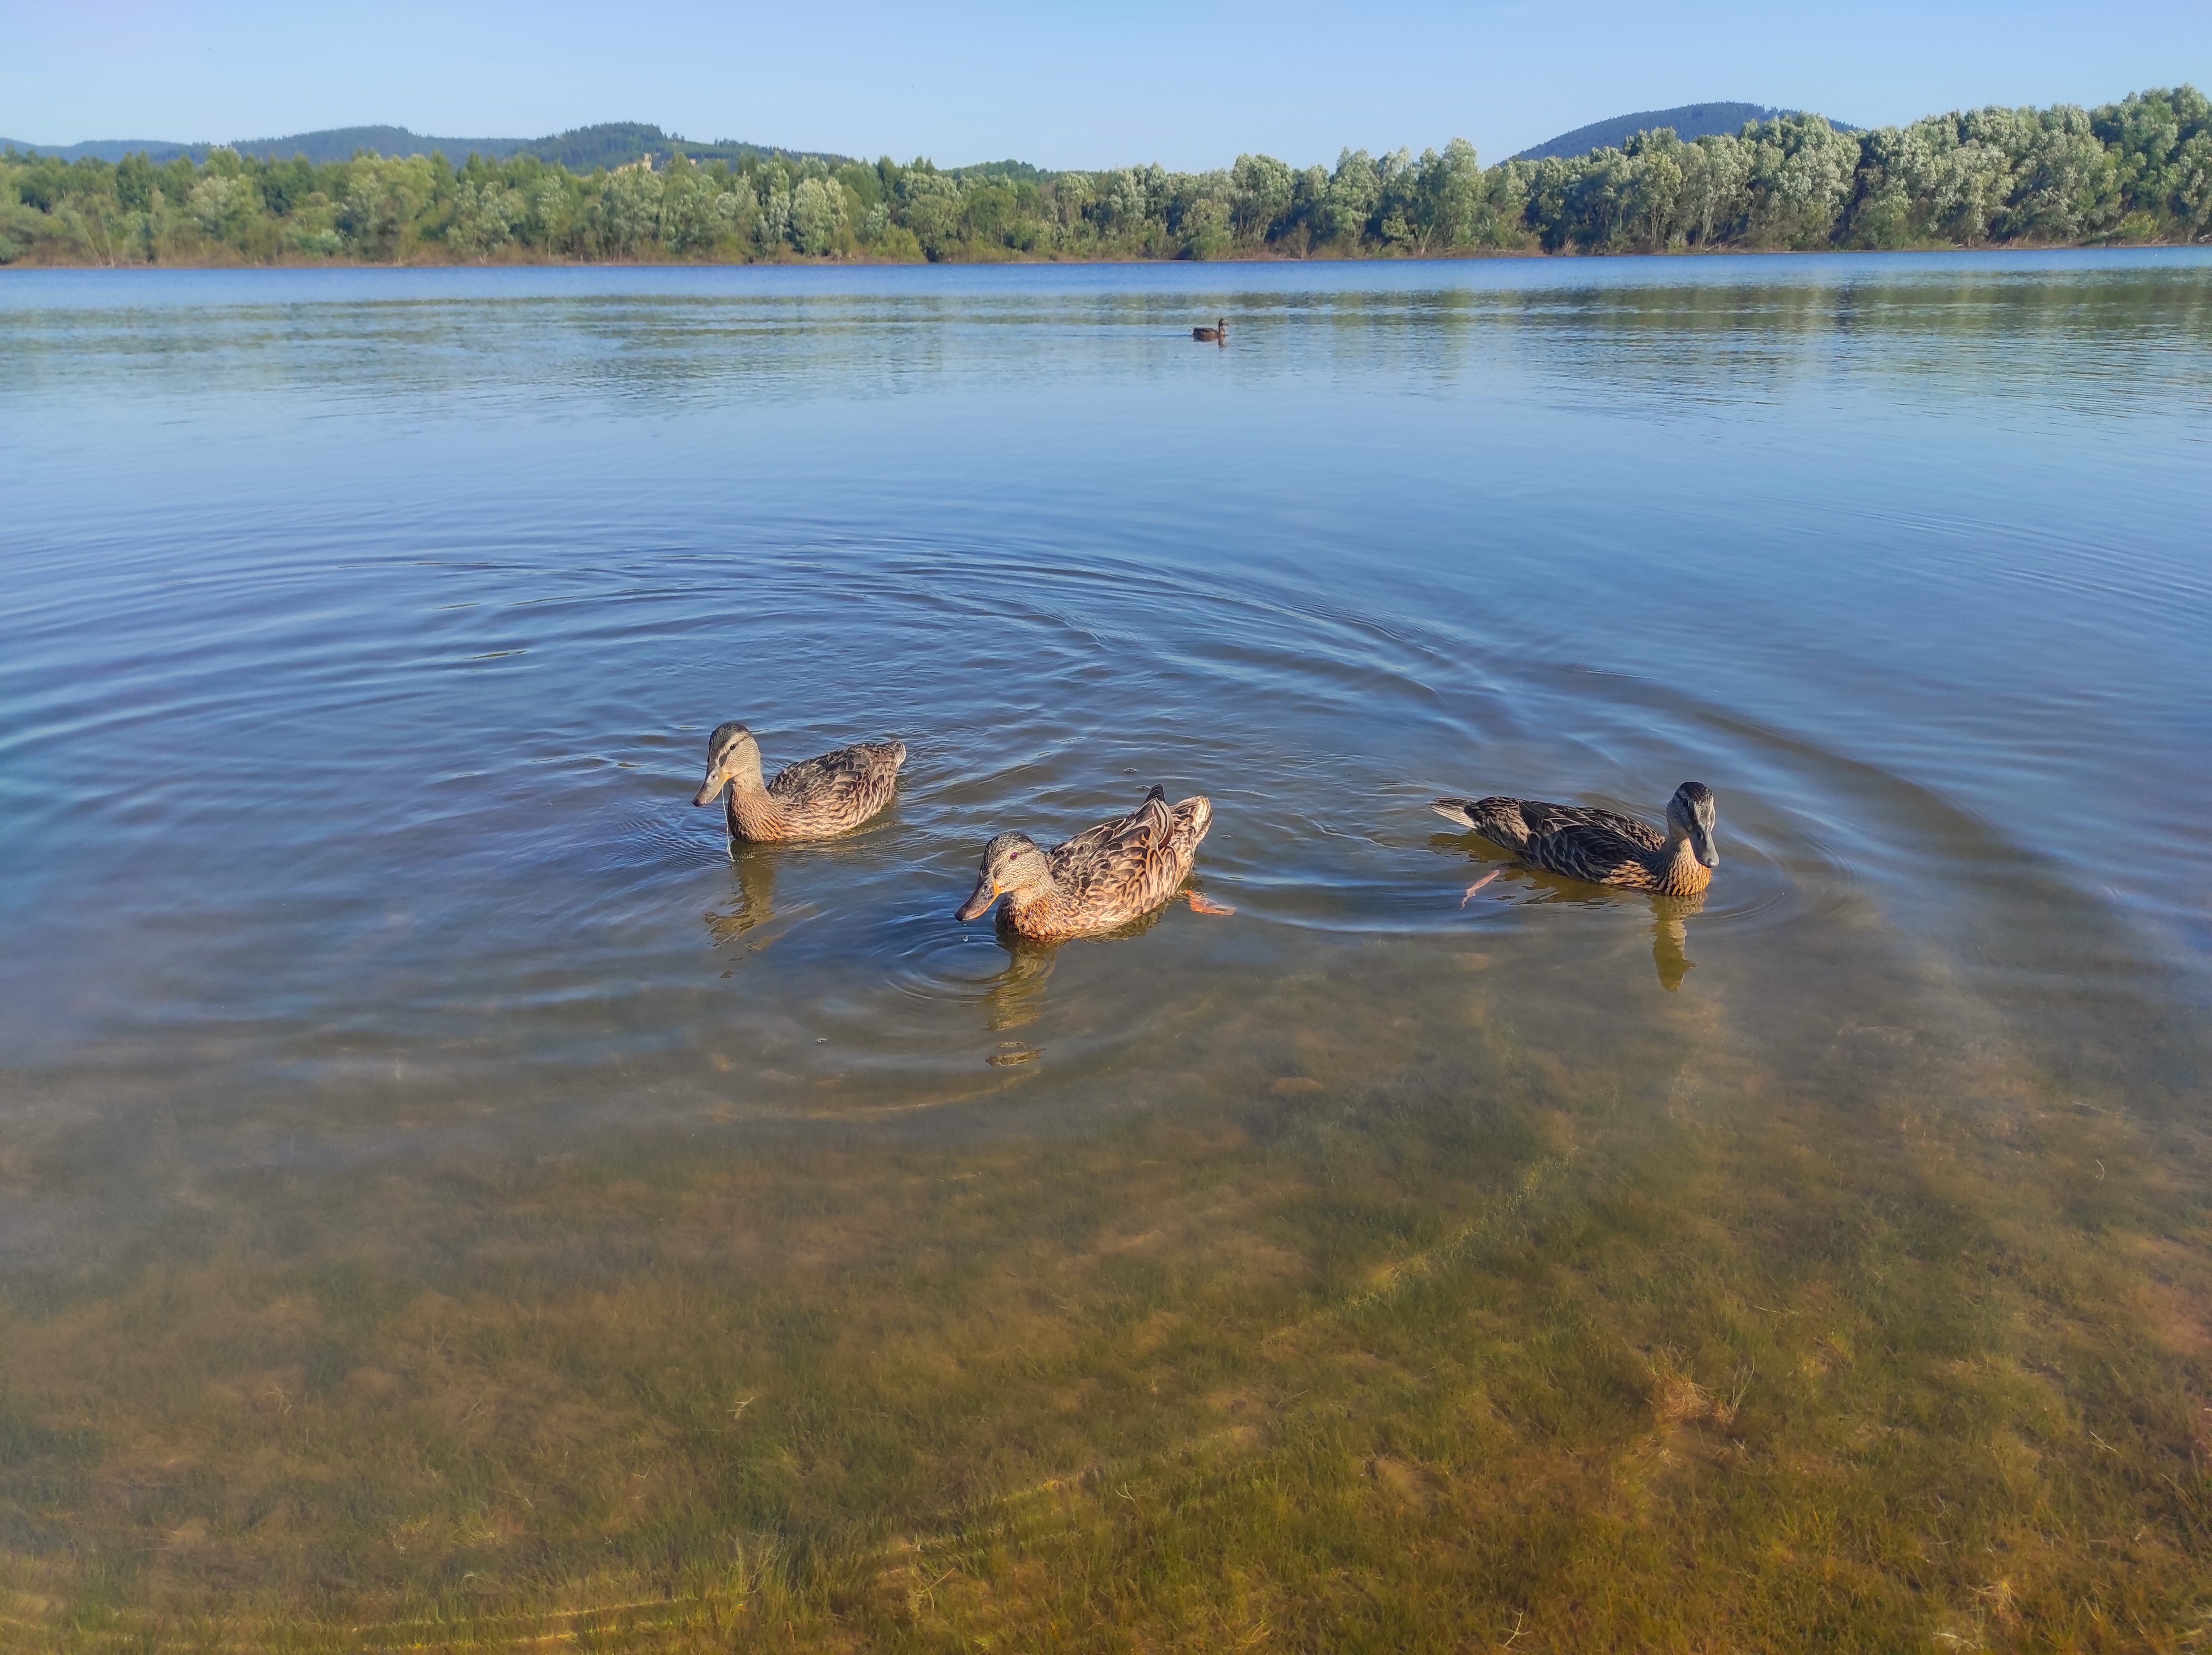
[3,87,2206,266]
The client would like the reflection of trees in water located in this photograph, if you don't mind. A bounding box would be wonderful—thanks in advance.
[1434,834,1705,990]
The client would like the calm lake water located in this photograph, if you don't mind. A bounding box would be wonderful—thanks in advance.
[3,252,2210,1643]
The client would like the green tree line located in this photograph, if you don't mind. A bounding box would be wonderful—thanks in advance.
[4,87,2206,267]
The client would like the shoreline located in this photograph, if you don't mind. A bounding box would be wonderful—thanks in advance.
[3,237,2199,274]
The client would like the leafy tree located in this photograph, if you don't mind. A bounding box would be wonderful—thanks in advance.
[788,176,844,255]
[1230,153,1293,241]
[113,153,156,212]
[450,177,524,257]
[186,172,259,241]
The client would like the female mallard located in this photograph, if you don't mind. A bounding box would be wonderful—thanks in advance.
[955,786,1228,941]
[692,722,905,842]
[1432,782,1720,897]
[1192,317,1227,342]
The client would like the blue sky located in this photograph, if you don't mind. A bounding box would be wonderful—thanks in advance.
[3,0,2207,169]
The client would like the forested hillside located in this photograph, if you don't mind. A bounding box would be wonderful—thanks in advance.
[0,122,848,172]
[3,88,2205,267]
[1512,103,1803,162]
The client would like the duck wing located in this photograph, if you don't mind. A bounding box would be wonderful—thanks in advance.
[1516,800,1663,849]
[1049,787,1161,871]
[765,740,906,829]
[1132,785,1177,849]
[1436,794,1663,854]
[1048,787,1192,910]
[1519,818,1668,888]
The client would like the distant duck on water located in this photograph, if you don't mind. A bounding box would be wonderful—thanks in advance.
[1433,782,1720,898]
[1192,317,1228,342]
[692,722,906,842]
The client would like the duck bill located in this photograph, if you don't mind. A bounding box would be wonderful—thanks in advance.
[692,772,727,807]
[954,876,999,922]
[1690,824,1720,869]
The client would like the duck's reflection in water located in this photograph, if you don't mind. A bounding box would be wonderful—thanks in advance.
[1648,894,1706,992]
[702,848,803,952]
[1434,835,1707,991]
[980,935,1056,1039]
[975,898,1181,1047]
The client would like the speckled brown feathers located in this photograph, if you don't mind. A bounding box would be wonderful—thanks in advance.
[957,786,1214,941]
[693,722,905,842]
[1433,782,1720,897]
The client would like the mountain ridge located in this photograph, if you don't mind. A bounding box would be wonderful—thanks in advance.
[0,122,850,170]
[1511,102,1860,162]
[7,108,1868,175]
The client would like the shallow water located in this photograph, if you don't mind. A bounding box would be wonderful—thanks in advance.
[2,252,2210,1640]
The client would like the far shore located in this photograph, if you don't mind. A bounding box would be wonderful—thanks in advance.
[4,237,2196,274]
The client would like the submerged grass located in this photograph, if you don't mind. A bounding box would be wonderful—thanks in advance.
[3,946,2210,1651]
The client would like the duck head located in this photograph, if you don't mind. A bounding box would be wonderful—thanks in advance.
[956,832,1055,921]
[1666,782,1720,868]
[693,722,764,806]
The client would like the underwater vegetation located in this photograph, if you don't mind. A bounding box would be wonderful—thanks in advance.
[3,926,2208,1652]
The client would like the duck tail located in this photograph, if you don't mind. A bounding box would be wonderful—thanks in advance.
[1176,794,1213,845]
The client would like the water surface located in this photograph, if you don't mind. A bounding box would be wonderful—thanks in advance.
[2,252,2209,1645]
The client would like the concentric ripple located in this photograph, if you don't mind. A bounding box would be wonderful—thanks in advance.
[2,256,2207,1151]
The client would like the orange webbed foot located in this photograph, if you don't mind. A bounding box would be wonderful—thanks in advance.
[1186,891,1236,916]
[1461,869,1502,907]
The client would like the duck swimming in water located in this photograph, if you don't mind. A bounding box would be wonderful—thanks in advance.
[956,786,1229,941]
[692,722,905,842]
[1192,317,1227,342]
[1432,782,1720,897]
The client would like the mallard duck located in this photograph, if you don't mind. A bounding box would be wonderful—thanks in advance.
[1432,782,1719,897]
[1192,317,1227,342]
[955,786,1229,941]
[691,722,905,842]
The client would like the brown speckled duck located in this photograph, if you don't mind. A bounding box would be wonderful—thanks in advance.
[1192,317,1227,342]
[956,786,1227,941]
[692,722,905,842]
[1432,782,1720,897]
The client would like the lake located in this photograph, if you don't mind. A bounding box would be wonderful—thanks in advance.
[3,252,2209,1649]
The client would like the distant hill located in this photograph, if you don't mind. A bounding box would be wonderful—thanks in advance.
[0,122,850,171]
[230,126,526,164]
[498,123,854,172]
[4,109,1879,175]
[945,159,1056,184]
[0,136,204,163]
[1511,102,1859,162]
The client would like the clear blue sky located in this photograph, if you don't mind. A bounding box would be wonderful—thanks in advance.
[3,0,2206,169]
